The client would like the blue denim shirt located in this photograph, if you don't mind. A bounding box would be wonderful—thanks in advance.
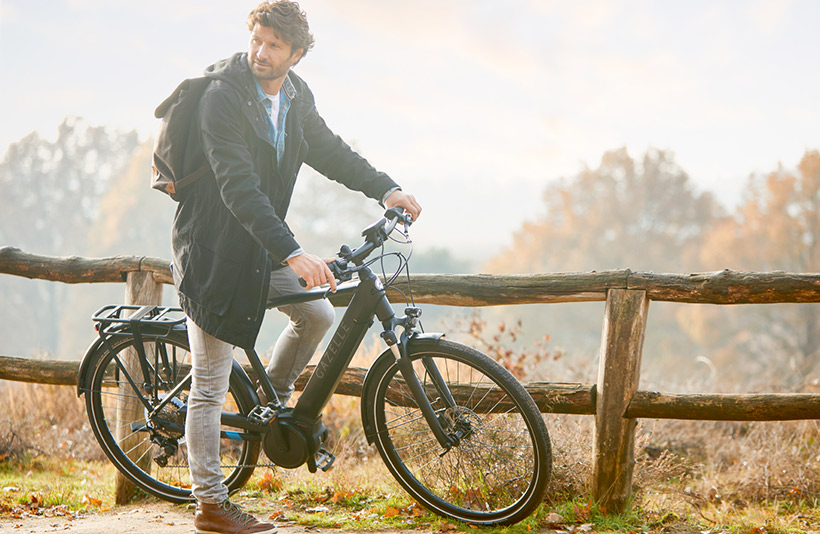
[253,75,302,261]
[253,75,295,164]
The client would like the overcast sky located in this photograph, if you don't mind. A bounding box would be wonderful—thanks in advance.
[2,1,819,260]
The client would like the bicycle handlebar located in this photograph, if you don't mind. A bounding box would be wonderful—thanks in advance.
[297,207,412,287]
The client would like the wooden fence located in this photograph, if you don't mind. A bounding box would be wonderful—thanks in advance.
[1,245,819,512]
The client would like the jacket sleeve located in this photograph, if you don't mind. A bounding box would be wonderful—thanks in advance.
[199,84,300,263]
[300,91,399,200]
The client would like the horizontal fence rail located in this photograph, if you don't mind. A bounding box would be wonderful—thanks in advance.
[2,245,819,511]
[3,356,818,422]
[3,246,820,305]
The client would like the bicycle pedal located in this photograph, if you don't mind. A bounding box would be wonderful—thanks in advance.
[248,405,277,425]
[315,447,335,472]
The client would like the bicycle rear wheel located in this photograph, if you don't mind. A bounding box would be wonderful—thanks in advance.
[83,330,259,503]
[364,338,551,525]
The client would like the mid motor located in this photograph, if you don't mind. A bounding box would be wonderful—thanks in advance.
[263,411,332,472]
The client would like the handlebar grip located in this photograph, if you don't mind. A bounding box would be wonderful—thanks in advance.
[385,207,413,227]
[298,262,344,288]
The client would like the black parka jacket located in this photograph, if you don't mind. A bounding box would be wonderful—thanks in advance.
[171,53,398,349]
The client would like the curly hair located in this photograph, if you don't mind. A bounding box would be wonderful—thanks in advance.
[247,1,315,56]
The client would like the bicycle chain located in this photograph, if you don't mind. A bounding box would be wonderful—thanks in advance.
[161,462,278,469]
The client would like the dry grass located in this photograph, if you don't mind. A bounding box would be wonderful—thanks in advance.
[2,332,820,532]
[2,362,818,510]
[0,381,102,463]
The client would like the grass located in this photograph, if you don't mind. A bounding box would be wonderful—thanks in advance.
[0,456,116,518]
[2,373,820,532]
[1,453,819,533]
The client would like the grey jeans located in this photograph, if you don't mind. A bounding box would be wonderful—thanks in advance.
[184,266,335,503]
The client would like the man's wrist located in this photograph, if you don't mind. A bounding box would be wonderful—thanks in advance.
[381,186,401,207]
[283,248,304,265]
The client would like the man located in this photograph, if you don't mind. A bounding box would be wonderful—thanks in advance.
[170,2,421,533]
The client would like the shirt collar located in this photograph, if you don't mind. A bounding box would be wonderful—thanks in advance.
[253,72,297,102]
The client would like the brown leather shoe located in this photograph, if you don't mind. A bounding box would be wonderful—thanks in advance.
[195,500,277,534]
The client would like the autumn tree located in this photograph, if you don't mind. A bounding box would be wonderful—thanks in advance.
[489,147,720,274]
[486,147,722,383]
[695,150,820,385]
[55,139,176,354]
[0,118,141,355]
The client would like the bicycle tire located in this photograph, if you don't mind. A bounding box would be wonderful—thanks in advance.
[83,330,259,503]
[364,338,551,525]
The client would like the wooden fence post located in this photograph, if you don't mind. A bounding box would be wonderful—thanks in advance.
[591,289,649,513]
[116,271,163,504]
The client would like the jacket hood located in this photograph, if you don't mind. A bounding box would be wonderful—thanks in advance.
[203,52,255,94]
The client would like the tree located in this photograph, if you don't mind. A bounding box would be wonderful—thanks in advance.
[0,117,139,255]
[0,118,141,355]
[696,150,820,384]
[485,147,722,384]
[56,139,176,354]
[488,147,720,274]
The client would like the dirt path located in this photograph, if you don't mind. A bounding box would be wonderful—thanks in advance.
[0,501,405,534]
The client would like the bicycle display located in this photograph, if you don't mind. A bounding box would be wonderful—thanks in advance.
[77,208,552,526]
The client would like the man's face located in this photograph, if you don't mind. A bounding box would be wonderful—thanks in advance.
[248,23,303,82]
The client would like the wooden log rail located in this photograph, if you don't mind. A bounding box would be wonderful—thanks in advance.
[2,245,820,512]
[3,246,820,305]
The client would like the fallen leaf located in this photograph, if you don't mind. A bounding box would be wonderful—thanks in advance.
[81,495,102,507]
[574,502,591,521]
[331,490,353,503]
[545,512,564,525]
[383,507,400,518]
[410,505,426,517]
[305,505,329,514]
[259,471,282,493]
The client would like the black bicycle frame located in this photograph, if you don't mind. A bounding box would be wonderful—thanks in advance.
[91,264,459,455]
[250,266,395,422]
[240,262,458,450]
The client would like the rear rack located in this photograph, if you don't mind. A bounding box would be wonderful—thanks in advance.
[92,304,186,340]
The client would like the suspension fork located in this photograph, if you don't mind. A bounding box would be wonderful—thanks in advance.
[378,302,458,450]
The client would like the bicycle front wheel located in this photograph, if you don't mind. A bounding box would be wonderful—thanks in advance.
[83,330,259,503]
[364,338,551,525]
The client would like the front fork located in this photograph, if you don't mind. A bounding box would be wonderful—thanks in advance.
[378,308,462,450]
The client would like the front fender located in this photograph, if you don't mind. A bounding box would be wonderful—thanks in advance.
[359,333,444,444]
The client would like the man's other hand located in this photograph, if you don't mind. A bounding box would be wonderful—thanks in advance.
[384,190,422,221]
[287,252,337,292]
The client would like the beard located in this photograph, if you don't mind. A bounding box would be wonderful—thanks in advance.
[250,58,291,81]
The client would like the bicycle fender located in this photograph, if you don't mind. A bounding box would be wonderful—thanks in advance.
[77,336,106,396]
[359,333,444,444]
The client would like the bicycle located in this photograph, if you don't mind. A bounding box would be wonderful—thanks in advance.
[77,208,552,526]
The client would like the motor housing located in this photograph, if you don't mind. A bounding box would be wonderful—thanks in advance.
[264,411,327,470]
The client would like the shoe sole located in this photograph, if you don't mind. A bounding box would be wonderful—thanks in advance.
[196,528,277,534]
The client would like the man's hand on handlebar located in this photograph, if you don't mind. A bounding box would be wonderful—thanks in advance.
[287,252,338,292]
[384,190,422,221]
